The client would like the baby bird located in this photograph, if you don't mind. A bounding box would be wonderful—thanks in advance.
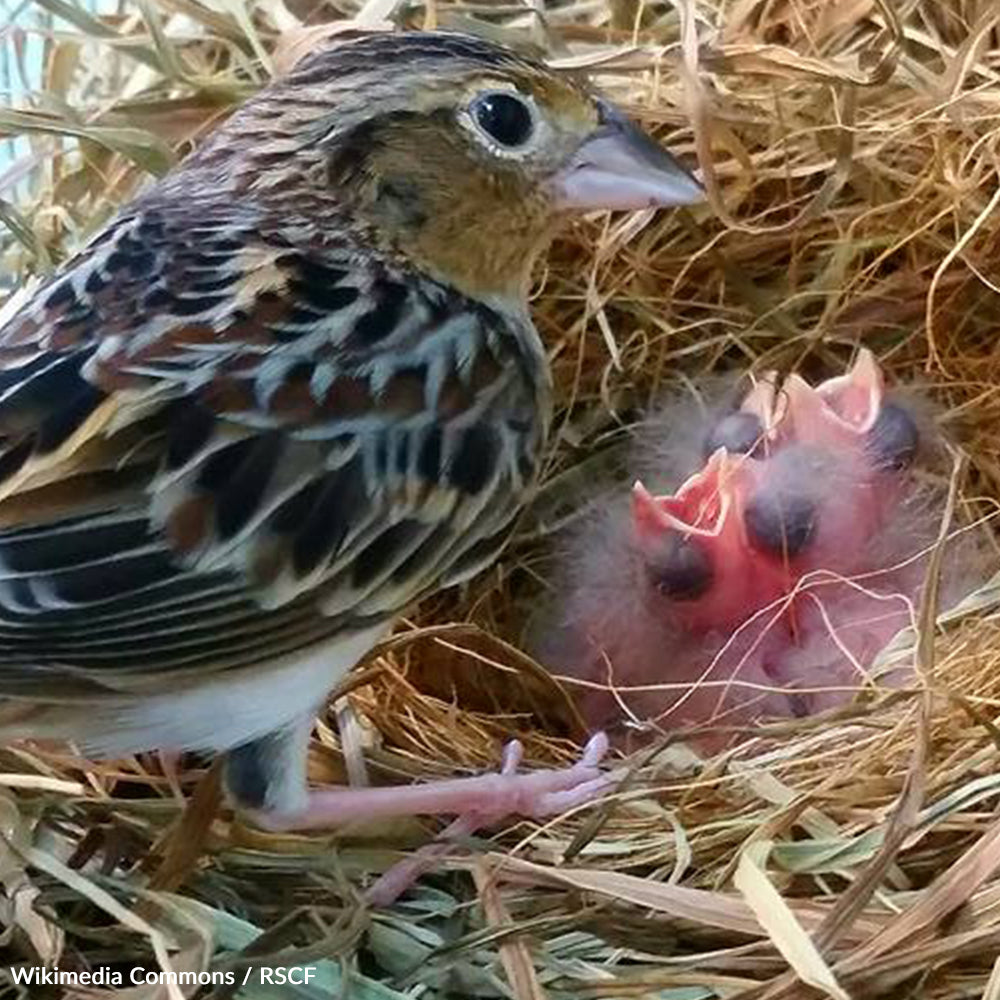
[542,352,975,740]
[0,31,702,839]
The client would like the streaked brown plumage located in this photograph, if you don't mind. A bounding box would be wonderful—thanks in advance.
[0,28,701,863]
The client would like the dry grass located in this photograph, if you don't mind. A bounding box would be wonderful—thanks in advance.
[3,0,1000,997]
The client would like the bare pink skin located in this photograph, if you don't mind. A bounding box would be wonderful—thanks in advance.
[258,732,611,831]
[252,734,612,904]
[632,454,790,630]
[740,351,903,572]
[541,351,972,743]
[360,734,609,905]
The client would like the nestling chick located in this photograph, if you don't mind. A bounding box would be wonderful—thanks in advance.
[540,351,981,741]
[0,28,702,874]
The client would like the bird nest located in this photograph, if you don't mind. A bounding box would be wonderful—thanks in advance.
[3,0,1000,997]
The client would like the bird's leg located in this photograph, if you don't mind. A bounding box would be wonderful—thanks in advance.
[362,737,609,905]
[156,749,186,803]
[258,732,610,906]
[258,732,611,833]
[230,725,611,904]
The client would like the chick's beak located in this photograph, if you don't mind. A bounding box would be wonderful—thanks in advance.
[553,100,704,212]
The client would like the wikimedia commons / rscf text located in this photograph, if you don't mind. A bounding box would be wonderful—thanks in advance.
[10,965,318,987]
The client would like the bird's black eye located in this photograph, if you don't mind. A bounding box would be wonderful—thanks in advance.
[745,490,817,558]
[470,92,535,149]
[866,402,919,472]
[703,411,765,459]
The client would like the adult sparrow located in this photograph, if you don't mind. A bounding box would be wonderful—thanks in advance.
[0,30,702,840]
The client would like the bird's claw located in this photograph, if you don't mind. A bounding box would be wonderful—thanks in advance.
[364,732,613,906]
[471,731,612,824]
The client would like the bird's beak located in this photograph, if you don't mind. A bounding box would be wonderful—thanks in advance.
[552,100,704,212]
[813,348,884,433]
[631,449,737,541]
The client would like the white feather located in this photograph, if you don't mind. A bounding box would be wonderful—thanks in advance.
[58,625,387,756]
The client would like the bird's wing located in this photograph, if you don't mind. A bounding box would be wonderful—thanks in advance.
[0,202,541,695]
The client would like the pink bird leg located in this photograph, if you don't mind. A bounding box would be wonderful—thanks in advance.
[242,733,612,904]
[254,731,611,832]
[362,734,609,905]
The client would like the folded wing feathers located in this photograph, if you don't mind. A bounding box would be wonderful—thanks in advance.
[0,207,542,697]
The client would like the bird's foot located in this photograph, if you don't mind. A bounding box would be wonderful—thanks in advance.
[362,732,611,905]
[256,733,611,903]
[258,730,611,835]
[441,730,611,825]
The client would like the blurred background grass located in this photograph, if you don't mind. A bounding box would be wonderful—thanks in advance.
[1,0,62,285]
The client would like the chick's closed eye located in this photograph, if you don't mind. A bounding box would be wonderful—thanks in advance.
[540,352,988,743]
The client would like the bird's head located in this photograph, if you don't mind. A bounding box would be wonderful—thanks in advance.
[186,30,703,302]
